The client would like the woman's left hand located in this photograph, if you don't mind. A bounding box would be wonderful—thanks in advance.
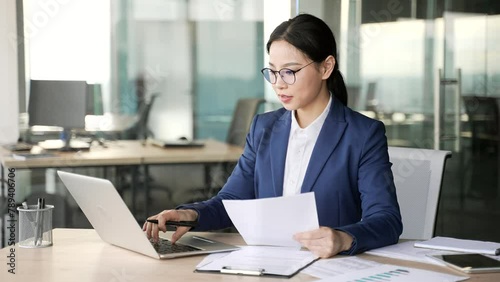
[293,227,354,258]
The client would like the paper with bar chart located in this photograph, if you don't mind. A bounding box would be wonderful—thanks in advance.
[317,264,468,282]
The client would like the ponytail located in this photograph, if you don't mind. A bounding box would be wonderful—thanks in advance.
[328,70,348,106]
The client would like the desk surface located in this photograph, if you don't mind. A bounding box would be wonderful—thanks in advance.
[0,139,243,169]
[1,229,498,281]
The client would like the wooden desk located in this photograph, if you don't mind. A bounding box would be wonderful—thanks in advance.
[1,229,498,281]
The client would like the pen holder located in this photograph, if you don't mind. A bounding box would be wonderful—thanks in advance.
[17,205,54,248]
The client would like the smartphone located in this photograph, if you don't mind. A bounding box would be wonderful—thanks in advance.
[429,253,500,273]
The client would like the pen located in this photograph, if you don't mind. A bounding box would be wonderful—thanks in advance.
[22,201,38,230]
[221,266,264,276]
[34,198,42,246]
[38,198,45,246]
[146,219,198,228]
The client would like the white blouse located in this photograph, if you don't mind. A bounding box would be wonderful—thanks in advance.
[282,95,332,196]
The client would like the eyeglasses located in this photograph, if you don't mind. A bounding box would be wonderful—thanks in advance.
[261,61,315,85]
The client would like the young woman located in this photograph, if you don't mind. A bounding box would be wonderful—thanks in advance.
[144,13,402,258]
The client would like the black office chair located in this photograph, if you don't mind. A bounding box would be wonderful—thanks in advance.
[120,93,158,141]
[462,96,499,200]
[212,98,266,186]
[187,98,266,203]
[116,93,162,216]
[226,98,266,147]
[365,82,378,113]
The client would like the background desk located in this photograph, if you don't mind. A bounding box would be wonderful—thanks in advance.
[0,139,243,169]
[0,139,243,212]
[1,229,498,282]
[0,140,243,246]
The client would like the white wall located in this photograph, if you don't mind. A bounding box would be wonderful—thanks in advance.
[0,1,32,206]
[0,0,19,144]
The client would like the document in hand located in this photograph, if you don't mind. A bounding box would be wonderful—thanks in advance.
[414,236,500,256]
[195,246,319,278]
[195,193,320,278]
[222,192,319,247]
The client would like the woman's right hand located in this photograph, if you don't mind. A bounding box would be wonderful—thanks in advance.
[142,209,198,243]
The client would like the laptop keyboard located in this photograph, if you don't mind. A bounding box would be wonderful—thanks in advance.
[150,238,200,254]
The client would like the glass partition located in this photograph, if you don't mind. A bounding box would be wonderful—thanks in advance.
[112,0,265,141]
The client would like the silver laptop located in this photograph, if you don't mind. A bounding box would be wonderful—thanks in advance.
[57,170,239,259]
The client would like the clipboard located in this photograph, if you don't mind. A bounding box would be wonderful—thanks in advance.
[194,246,319,278]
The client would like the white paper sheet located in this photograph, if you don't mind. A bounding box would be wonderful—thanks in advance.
[222,192,319,247]
[301,256,382,279]
[195,251,232,269]
[317,264,469,282]
[366,241,458,265]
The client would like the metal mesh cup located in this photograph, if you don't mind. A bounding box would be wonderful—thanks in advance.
[17,205,54,248]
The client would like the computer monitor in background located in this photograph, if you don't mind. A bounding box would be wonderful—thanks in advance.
[28,80,88,151]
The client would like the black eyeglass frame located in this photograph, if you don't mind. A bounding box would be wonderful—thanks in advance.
[260,61,315,85]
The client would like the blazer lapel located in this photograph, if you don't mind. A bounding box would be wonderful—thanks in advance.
[301,98,347,193]
[270,111,291,197]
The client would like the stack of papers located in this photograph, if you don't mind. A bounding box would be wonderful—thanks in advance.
[366,241,458,265]
[301,256,468,281]
[302,256,383,278]
[12,152,56,160]
[316,264,468,282]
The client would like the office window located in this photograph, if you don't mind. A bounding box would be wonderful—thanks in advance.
[23,0,111,111]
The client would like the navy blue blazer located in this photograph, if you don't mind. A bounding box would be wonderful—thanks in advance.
[180,96,402,254]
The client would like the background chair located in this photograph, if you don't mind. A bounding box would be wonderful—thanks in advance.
[388,146,451,240]
[120,93,158,141]
[461,96,499,201]
[226,98,266,147]
[211,97,266,185]
[116,93,160,216]
[188,98,266,202]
